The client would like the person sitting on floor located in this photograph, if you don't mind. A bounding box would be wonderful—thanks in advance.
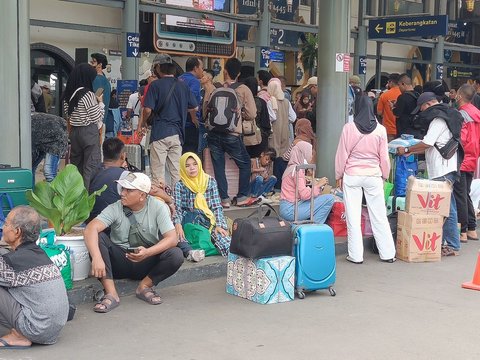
[279,141,335,224]
[0,206,69,347]
[84,172,184,313]
[250,147,277,200]
[173,152,231,257]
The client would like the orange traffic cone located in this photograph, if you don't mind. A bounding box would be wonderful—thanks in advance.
[462,251,480,291]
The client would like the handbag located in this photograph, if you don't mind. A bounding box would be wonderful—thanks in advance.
[38,230,73,290]
[182,209,211,230]
[242,120,262,146]
[230,204,292,259]
[146,79,177,126]
[434,138,459,160]
[183,223,219,256]
[0,193,14,239]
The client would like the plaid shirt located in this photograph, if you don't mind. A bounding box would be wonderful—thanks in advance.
[173,177,228,229]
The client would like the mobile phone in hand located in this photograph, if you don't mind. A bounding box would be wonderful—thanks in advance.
[95,88,104,97]
[127,247,139,254]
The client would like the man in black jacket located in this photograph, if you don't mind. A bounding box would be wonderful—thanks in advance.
[393,74,419,138]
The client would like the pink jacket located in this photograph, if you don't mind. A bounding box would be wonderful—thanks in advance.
[335,122,390,180]
[458,103,480,172]
[280,169,321,203]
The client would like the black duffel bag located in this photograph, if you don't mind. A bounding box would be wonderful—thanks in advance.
[230,204,292,259]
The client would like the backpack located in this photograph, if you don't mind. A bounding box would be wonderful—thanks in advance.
[206,83,241,133]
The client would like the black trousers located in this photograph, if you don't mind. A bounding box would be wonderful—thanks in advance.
[98,233,184,286]
[182,126,199,155]
[69,123,101,190]
[453,171,476,233]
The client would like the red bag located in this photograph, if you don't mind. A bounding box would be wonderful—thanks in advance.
[327,202,365,237]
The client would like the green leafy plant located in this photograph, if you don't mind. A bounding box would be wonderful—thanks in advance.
[26,164,106,236]
[301,33,318,78]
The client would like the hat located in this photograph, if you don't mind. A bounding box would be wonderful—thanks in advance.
[411,92,437,114]
[152,54,172,66]
[116,172,151,193]
[349,75,361,86]
[303,76,318,89]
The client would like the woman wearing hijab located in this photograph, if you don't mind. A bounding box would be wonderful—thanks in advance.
[173,152,231,256]
[279,141,334,224]
[335,94,396,264]
[267,78,296,158]
[62,63,104,189]
[274,118,316,189]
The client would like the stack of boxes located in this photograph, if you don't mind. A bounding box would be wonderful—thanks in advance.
[396,177,452,262]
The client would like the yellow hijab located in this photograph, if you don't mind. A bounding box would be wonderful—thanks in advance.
[179,152,216,230]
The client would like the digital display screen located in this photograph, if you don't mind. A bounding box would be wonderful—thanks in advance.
[155,0,233,44]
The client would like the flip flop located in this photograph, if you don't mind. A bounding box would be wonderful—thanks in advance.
[136,287,163,305]
[236,197,261,207]
[93,294,120,313]
[0,338,30,350]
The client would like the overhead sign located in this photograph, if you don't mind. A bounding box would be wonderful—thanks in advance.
[126,32,140,58]
[359,56,367,75]
[260,47,270,68]
[269,51,285,63]
[368,15,448,39]
[436,64,444,80]
[447,68,475,79]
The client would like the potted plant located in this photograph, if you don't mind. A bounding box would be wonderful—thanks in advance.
[26,164,106,280]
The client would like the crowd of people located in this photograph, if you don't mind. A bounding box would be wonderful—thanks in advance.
[10,54,480,347]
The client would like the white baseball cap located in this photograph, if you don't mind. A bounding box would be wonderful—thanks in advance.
[303,76,318,89]
[116,172,151,193]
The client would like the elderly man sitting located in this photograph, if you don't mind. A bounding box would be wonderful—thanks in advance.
[84,172,184,313]
[0,206,69,348]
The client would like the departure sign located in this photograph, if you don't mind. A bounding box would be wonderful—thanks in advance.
[368,15,448,39]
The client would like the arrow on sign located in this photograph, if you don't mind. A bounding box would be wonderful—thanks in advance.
[375,24,384,33]
[264,60,270,68]
[132,49,138,57]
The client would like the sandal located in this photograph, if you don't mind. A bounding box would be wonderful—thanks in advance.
[441,246,458,257]
[346,255,363,264]
[93,294,120,313]
[136,287,163,305]
[236,197,261,207]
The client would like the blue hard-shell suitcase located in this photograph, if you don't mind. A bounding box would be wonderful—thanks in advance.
[292,164,336,299]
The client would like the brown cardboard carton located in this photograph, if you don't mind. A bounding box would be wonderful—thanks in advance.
[405,177,451,217]
[396,211,442,263]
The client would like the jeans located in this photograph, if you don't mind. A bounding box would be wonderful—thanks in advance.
[198,123,208,156]
[250,176,277,197]
[279,195,335,224]
[32,151,61,184]
[433,172,460,251]
[207,132,251,202]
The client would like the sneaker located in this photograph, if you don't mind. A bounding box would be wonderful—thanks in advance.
[187,249,205,262]
[221,200,231,209]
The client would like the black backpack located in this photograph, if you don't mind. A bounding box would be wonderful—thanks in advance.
[206,83,241,133]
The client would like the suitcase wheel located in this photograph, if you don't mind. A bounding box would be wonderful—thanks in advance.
[329,287,336,297]
[296,290,305,300]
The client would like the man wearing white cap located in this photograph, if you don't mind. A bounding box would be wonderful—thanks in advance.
[84,172,184,313]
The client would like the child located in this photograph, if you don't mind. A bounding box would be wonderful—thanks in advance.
[250,148,277,199]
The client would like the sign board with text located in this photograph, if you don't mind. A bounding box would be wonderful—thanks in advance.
[335,53,350,73]
[126,32,140,58]
[368,15,448,39]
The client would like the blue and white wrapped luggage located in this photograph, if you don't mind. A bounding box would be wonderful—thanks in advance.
[226,253,295,304]
[293,164,336,299]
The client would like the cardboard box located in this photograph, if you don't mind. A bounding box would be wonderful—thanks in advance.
[396,211,442,263]
[405,177,451,217]
[226,253,295,304]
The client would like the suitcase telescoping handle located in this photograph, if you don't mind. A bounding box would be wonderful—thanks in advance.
[294,164,316,224]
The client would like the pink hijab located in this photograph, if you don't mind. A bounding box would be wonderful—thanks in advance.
[282,141,313,180]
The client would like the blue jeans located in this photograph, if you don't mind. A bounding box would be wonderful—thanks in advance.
[433,172,460,251]
[198,123,208,156]
[279,195,335,224]
[207,132,251,202]
[32,151,61,184]
[250,176,277,197]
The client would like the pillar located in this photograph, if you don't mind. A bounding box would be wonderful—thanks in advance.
[255,1,271,74]
[432,0,447,80]
[316,0,350,182]
[0,0,31,168]
[122,0,139,81]
[354,0,368,87]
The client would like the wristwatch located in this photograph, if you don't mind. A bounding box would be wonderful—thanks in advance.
[404,147,409,153]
